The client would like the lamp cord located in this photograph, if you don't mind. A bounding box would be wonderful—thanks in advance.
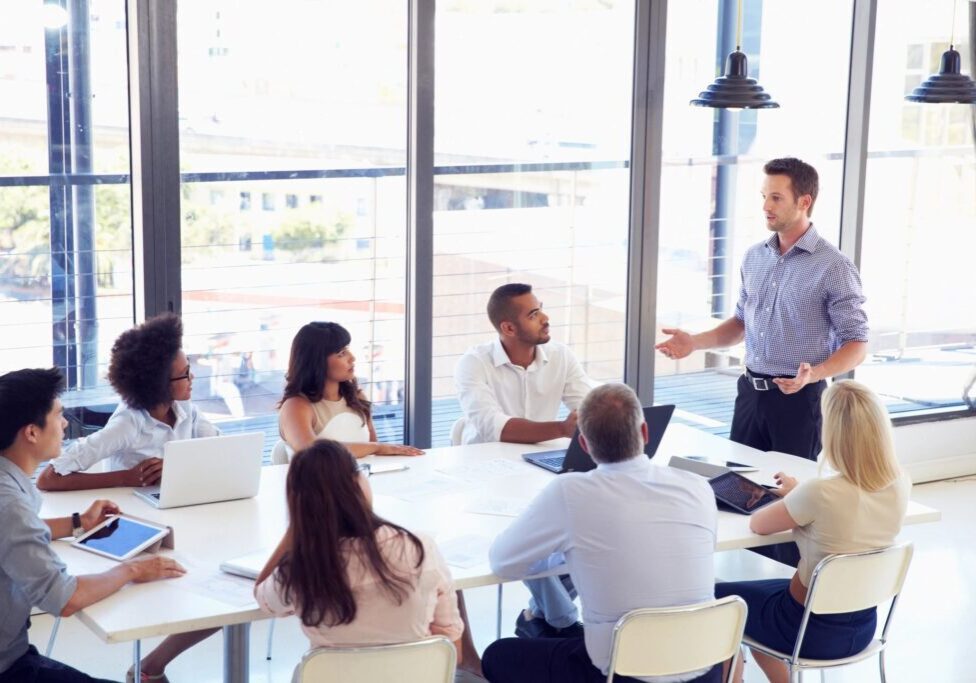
[736,0,743,51]
[949,0,957,49]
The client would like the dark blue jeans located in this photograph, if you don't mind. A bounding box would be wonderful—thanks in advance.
[483,635,723,683]
[0,646,119,683]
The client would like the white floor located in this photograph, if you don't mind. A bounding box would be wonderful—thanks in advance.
[29,476,976,683]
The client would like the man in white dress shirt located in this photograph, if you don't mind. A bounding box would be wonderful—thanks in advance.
[455,283,594,446]
[482,383,720,683]
[455,283,597,639]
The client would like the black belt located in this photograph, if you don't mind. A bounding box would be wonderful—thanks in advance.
[743,368,785,392]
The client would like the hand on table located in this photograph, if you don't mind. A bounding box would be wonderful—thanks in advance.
[375,444,425,456]
[121,458,163,487]
[560,410,578,438]
[124,555,186,583]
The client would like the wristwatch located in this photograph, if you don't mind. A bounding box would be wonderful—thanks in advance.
[71,512,84,539]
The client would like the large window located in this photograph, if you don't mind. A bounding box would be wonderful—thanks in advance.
[176,1,408,444]
[0,0,134,429]
[430,0,635,445]
[857,0,976,414]
[655,0,854,434]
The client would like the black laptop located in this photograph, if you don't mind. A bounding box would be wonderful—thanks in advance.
[522,405,676,474]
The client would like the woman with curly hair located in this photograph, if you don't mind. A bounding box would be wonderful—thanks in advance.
[255,440,463,656]
[37,313,218,491]
[276,321,422,460]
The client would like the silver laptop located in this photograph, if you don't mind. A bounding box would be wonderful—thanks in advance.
[219,549,270,580]
[668,455,732,478]
[133,432,264,509]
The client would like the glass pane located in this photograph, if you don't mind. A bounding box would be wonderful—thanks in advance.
[857,1,976,414]
[657,0,854,435]
[431,1,635,445]
[177,1,408,450]
[0,0,134,427]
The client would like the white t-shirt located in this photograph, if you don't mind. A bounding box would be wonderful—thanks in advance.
[454,339,597,444]
[784,470,912,587]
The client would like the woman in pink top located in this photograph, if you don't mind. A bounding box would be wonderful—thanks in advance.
[254,440,464,656]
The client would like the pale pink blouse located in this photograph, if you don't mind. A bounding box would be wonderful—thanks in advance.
[255,526,463,647]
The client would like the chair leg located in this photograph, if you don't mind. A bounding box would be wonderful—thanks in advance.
[133,640,141,683]
[496,584,503,640]
[45,616,61,657]
[265,618,275,660]
[879,650,887,683]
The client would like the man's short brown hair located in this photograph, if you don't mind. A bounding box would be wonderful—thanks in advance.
[764,157,819,216]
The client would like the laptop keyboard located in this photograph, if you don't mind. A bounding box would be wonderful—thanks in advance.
[537,455,565,469]
[150,492,161,500]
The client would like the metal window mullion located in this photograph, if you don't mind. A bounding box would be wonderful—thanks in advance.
[839,0,877,268]
[405,0,435,448]
[126,0,181,321]
[838,0,877,382]
[625,0,668,405]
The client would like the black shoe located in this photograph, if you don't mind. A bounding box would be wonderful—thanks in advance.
[515,612,584,639]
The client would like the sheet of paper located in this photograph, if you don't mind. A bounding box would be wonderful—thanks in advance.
[169,553,257,607]
[437,534,490,569]
[379,472,470,501]
[465,497,528,518]
[435,458,524,484]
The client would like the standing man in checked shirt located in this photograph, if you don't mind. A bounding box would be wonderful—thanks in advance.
[656,157,868,463]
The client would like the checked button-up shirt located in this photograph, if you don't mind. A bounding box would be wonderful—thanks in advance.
[734,225,868,377]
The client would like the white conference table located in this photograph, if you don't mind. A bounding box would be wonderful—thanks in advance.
[41,424,941,682]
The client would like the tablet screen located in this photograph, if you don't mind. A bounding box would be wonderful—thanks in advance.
[709,471,778,513]
[77,517,165,559]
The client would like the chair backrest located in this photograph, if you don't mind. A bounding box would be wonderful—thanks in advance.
[270,439,291,465]
[295,636,456,683]
[608,596,747,680]
[449,417,466,446]
[806,543,914,615]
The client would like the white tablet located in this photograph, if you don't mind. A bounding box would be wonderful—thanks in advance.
[74,515,169,561]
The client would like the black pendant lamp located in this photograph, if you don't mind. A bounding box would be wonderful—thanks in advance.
[906,0,976,104]
[690,0,779,109]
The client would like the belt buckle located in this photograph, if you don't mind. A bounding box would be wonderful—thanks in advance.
[751,376,769,391]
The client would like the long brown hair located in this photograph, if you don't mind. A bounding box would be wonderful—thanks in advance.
[276,440,425,627]
[279,322,371,425]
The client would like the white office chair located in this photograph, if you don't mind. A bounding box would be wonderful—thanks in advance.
[742,542,914,683]
[270,439,291,465]
[449,417,466,446]
[294,636,456,683]
[606,596,747,683]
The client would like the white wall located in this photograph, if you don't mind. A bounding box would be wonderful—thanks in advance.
[895,415,976,483]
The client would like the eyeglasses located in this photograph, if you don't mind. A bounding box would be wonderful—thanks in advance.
[356,463,372,478]
[169,370,191,382]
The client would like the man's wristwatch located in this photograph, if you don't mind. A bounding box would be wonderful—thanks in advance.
[71,512,84,539]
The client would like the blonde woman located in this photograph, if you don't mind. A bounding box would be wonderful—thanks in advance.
[715,380,911,683]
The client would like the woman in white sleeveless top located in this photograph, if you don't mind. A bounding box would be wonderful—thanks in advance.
[277,322,423,460]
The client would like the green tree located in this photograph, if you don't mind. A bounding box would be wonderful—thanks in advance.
[271,208,350,261]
